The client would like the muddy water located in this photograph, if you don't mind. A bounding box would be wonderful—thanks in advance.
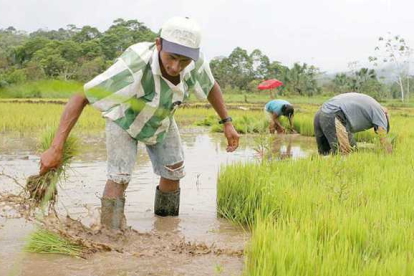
[0,129,316,276]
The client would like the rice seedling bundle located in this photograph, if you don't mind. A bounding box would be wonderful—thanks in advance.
[25,129,79,207]
[25,228,84,257]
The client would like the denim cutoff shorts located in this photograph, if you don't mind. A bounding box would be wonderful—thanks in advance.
[105,118,185,184]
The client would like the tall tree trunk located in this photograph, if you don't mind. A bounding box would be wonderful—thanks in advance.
[398,76,405,102]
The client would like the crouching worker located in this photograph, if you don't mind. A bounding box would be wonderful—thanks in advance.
[264,99,296,134]
[314,92,391,155]
[39,17,240,230]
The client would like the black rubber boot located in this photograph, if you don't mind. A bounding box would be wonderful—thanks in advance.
[100,197,126,230]
[154,186,180,216]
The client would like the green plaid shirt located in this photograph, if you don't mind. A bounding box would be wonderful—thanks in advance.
[84,42,215,145]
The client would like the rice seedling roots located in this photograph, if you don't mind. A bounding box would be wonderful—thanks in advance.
[26,174,57,206]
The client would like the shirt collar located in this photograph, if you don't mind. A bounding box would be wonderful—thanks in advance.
[150,47,162,76]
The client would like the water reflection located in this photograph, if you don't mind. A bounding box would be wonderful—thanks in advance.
[0,131,316,235]
[274,134,293,160]
[253,133,313,162]
[0,130,316,276]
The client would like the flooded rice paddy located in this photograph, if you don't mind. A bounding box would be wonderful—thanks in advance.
[0,128,316,276]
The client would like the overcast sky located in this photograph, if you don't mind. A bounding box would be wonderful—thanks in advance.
[0,0,412,72]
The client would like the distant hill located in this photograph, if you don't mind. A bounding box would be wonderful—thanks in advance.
[374,63,413,83]
[317,62,413,84]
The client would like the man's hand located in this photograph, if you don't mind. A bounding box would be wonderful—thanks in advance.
[40,146,63,175]
[384,143,393,154]
[224,123,240,152]
[272,115,286,134]
[377,127,392,154]
[206,82,240,152]
[276,126,286,134]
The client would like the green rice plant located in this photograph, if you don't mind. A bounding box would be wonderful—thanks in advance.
[278,113,315,136]
[1,102,266,132]
[244,213,414,276]
[0,103,104,132]
[0,80,83,99]
[0,100,407,153]
[233,116,256,134]
[293,115,314,136]
[218,124,414,275]
[211,123,224,133]
[217,162,272,228]
[279,113,383,144]
[25,129,79,207]
[252,133,280,163]
[354,129,376,143]
[194,114,217,126]
[25,228,84,257]
[388,133,399,148]
[198,110,400,150]
[204,115,269,134]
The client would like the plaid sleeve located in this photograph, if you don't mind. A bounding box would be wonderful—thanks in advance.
[189,53,216,100]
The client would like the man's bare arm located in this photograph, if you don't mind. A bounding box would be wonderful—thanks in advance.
[288,114,294,130]
[207,82,240,152]
[288,114,298,133]
[40,93,89,174]
[269,118,276,134]
[272,113,285,134]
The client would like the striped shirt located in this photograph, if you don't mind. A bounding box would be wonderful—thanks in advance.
[84,42,215,145]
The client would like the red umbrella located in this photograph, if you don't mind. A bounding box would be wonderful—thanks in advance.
[257,79,283,90]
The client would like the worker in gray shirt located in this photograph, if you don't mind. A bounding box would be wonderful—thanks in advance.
[314,92,392,155]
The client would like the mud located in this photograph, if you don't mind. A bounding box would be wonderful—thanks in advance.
[0,130,315,276]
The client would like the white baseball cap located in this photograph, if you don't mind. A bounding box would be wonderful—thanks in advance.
[160,17,201,61]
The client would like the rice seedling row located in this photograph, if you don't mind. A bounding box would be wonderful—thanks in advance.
[217,114,414,275]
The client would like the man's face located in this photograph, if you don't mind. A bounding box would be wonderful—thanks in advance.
[156,38,192,77]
